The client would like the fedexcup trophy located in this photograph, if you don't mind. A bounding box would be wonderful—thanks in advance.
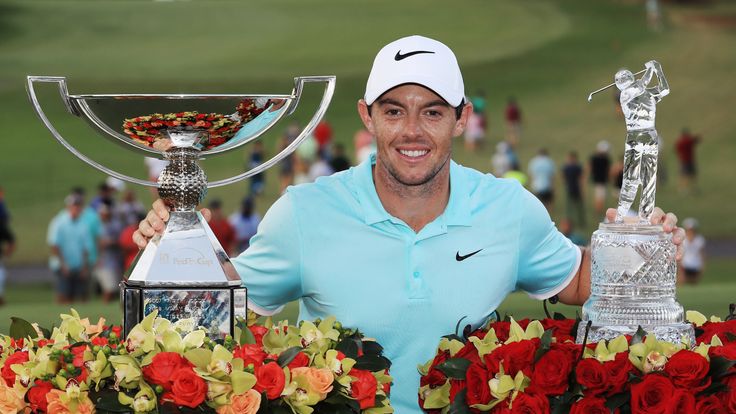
[27,75,335,338]
[577,61,695,345]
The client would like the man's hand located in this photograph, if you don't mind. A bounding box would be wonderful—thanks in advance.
[605,207,686,260]
[132,199,212,249]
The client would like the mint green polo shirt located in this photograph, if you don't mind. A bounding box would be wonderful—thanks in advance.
[233,154,581,413]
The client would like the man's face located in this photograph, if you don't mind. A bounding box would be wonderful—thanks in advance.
[358,84,469,187]
[68,204,82,220]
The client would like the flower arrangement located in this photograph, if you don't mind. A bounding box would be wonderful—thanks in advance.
[0,309,393,413]
[418,311,736,413]
[122,98,269,150]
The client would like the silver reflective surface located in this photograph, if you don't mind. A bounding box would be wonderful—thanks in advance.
[577,223,695,345]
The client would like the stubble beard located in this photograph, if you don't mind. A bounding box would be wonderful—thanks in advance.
[380,152,452,197]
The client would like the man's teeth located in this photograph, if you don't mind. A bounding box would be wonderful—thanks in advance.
[399,149,428,158]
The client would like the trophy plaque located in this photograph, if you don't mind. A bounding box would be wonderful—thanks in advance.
[577,61,694,345]
[27,75,335,338]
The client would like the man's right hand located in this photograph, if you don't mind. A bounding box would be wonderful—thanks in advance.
[132,199,212,249]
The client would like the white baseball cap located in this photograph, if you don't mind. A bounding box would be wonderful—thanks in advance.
[364,35,465,107]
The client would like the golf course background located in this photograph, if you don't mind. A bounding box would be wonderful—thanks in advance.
[0,0,734,330]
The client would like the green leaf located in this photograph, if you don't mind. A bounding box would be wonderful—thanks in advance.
[447,389,472,414]
[534,329,554,363]
[277,346,303,368]
[708,356,736,379]
[354,354,391,371]
[436,358,472,380]
[362,340,383,356]
[726,332,736,342]
[9,317,38,340]
[240,326,256,345]
[91,388,132,413]
[336,338,360,359]
[553,312,568,320]
[605,391,630,411]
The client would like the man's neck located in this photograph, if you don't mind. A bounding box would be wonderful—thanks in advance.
[372,163,451,233]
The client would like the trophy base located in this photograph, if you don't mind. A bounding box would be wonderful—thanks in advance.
[122,282,247,339]
[576,321,695,346]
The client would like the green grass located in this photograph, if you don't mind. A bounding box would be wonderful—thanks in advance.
[1,0,735,264]
[3,257,733,334]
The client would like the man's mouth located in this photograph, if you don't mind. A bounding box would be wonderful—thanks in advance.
[398,149,429,158]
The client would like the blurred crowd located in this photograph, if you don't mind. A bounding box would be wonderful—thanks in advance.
[0,89,708,304]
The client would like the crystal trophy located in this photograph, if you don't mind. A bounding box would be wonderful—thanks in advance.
[577,61,694,345]
[27,75,335,338]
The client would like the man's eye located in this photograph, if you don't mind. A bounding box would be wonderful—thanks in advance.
[425,110,442,117]
[386,109,401,116]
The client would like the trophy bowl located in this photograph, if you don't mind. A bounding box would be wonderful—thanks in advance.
[27,75,335,338]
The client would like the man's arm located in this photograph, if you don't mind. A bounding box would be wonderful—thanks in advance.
[645,60,669,100]
[556,207,685,305]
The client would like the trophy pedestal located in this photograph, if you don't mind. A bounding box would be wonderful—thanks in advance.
[576,223,695,345]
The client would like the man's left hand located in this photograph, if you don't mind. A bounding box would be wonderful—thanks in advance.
[605,207,686,260]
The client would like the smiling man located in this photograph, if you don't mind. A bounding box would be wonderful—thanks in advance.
[134,35,684,413]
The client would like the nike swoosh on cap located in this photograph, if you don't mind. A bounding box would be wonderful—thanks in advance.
[394,50,435,61]
[456,249,483,261]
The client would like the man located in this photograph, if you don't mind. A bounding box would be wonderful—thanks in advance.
[614,60,669,222]
[589,140,612,215]
[134,36,684,413]
[527,148,556,211]
[48,193,94,303]
[675,127,700,193]
[562,151,585,227]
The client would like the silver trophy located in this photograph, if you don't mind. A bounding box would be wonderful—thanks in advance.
[578,61,694,345]
[27,75,335,338]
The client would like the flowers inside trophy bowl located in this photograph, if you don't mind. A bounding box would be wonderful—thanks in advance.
[122,98,271,151]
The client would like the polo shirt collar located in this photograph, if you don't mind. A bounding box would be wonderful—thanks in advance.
[353,153,472,227]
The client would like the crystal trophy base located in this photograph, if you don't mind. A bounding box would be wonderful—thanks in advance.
[121,209,246,339]
[576,223,695,345]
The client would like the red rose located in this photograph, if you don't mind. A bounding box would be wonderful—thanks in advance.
[570,396,610,414]
[421,351,450,387]
[605,352,637,396]
[709,343,736,361]
[697,320,736,344]
[666,389,696,414]
[696,394,728,413]
[248,325,269,346]
[509,392,549,413]
[722,381,736,413]
[488,319,530,342]
[91,336,108,347]
[541,319,577,342]
[465,362,492,406]
[287,352,310,370]
[630,374,674,413]
[142,352,194,392]
[233,344,267,369]
[163,368,207,408]
[254,362,285,400]
[664,350,711,391]
[454,341,482,365]
[528,347,575,396]
[449,379,466,403]
[484,339,539,377]
[37,339,54,347]
[575,357,609,396]
[350,369,378,409]
[27,379,53,412]
[1,351,28,386]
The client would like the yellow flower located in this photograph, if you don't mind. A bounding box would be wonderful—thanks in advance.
[80,317,106,337]
[216,389,261,414]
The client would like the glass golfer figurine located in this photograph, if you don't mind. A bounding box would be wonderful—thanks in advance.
[615,60,669,223]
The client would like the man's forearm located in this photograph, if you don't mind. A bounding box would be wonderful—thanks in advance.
[557,246,592,306]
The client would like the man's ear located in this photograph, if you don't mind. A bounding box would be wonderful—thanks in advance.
[357,99,375,136]
[452,102,473,138]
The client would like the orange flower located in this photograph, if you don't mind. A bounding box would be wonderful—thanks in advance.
[216,389,261,414]
[0,380,25,413]
[291,367,334,399]
[46,389,95,414]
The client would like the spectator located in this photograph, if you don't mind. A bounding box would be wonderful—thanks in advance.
[208,199,235,254]
[308,153,335,182]
[48,187,102,279]
[248,141,266,196]
[678,218,706,285]
[491,141,513,177]
[589,140,612,215]
[464,90,487,151]
[95,204,122,303]
[116,189,146,227]
[558,218,587,247]
[675,128,701,194]
[119,213,146,273]
[229,197,261,253]
[277,135,295,194]
[90,181,116,211]
[504,97,522,147]
[329,142,351,173]
[48,194,94,303]
[0,187,14,306]
[610,153,624,199]
[313,120,333,159]
[503,164,528,188]
[354,127,375,164]
[562,151,585,227]
[144,157,169,198]
[528,148,556,211]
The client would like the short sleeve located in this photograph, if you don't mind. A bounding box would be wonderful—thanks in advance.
[47,215,60,246]
[232,192,302,315]
[516,189,581,299]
